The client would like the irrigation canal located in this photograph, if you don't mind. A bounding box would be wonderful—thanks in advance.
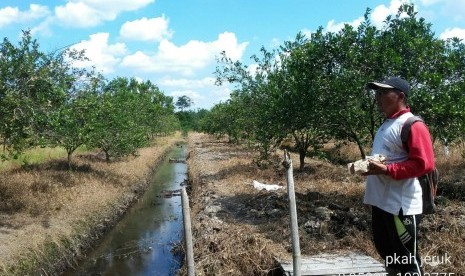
[63,144,188,276]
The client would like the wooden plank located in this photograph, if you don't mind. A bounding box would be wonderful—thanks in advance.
[280,252,386,276]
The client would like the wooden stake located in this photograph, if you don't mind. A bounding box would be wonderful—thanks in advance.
[283,150,301,276]
[181,186,195,276]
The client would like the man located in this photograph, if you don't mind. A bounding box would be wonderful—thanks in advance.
[363,77,435,275]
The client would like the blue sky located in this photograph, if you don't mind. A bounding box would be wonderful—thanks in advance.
[2,0,465,110]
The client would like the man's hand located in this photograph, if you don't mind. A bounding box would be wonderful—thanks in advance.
[362,160,387,176]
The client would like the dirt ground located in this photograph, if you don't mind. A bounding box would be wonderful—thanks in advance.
[183,133,465,275]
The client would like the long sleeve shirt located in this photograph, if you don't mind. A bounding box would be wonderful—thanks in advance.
[385,108,435,180]
[364,108,435,215]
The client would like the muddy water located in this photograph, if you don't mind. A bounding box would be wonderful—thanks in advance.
[63,145,187,276]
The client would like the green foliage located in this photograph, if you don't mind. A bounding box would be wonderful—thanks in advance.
[176,109,208,134]
[87,77,169,162]
[0,31,63,157]
[0,32,179,165]
[48,77,101,166]
[209,3,465,167]
[175,95,193,111]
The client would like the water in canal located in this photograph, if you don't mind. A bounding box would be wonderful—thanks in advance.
[63,144,187,276]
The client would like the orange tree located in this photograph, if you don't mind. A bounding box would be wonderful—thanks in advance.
[214,48,283,162]
[266,32,330,170]
[207,3,465,163]
[0,31,87,159]
[47,73,103,167]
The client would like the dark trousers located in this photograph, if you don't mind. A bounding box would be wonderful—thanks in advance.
[371,206,423,275]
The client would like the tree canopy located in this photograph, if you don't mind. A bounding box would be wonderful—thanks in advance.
[204,3,465,169]
[0,31,179,166]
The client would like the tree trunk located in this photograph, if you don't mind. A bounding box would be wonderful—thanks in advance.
[67,150,72,170]
[104,149,110,163]
[353,133,366,159]
[292,132,308,171]
[299,148,306,171]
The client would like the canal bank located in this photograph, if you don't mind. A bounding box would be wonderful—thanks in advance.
[0,135,184,276]
[182,133,465,275]
[63,144,188,276]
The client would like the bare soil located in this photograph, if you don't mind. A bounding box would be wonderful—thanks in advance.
[183,133,465,275]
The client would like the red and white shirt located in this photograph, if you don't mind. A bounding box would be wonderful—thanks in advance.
[364,108,435,215]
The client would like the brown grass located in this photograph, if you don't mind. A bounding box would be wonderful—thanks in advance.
[0,133,183,275]
[184,133,465,275]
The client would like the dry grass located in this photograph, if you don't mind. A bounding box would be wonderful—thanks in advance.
[184,132,465,275]
[0,133,183,275]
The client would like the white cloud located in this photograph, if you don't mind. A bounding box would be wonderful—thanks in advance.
[121,32,248,76]
[410,0,465,34]
[169,90,203,102]
[302,0,408,34]
[55,2,103,28]
[0,4,50,28]
[120,15,173,41]
[157,76,232,109]
[31,17,54,37]
[247,63,260,77]
[439,28,465,40]
[212,86,232,103]
[371,0,409,28]
[159,77,216,89]
[0,7,19,28]
[54,0,154,28]
[70,32,128,74]
[315,0,411,34]
[77,0,155,11]
[25,4,50,21]
[213,32,249,61]
[167,89,207,109]
[325,17,364,33]
[167,85,231,109]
